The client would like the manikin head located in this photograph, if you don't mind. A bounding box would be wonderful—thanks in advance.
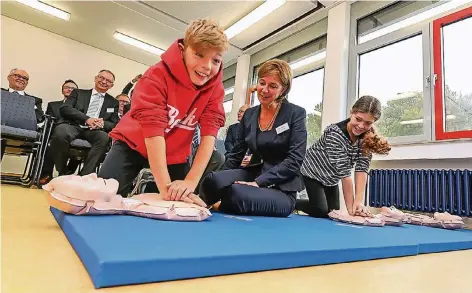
[43,173,119,202]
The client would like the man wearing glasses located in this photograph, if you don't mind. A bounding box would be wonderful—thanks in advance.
[1,68,44,123]
[116,93,131,119]
[49,70,119,176]
[39,80,81,184]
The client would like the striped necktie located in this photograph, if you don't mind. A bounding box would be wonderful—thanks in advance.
[86,93,102,117]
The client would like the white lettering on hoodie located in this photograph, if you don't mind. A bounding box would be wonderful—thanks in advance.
[165,104,199,133]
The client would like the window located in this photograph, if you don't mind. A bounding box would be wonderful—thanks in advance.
[433,6,472,139]
[358,35,425,138]
[357,1,438,44]
[289,68,325,146]
[352,2,472,144]
[217,100,233,140]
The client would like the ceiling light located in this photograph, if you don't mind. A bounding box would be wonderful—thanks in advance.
[290,50,326,71]
[16,0,70,21]
[360,0,472,43]
[225,0,286,39]
[113,32,164,55]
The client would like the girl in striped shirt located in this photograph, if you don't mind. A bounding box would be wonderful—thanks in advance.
[297,96,391,217]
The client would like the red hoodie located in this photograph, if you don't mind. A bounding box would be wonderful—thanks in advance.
[109,39,225,165]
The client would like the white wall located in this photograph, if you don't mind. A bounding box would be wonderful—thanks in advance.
[1,16,149,174]
[1,16,148,108]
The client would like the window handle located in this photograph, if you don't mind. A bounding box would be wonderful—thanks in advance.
[426,74,438,87]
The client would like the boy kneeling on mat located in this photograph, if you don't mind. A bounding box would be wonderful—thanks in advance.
[98,18,228,206]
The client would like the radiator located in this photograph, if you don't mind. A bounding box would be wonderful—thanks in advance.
[368,169,471,217]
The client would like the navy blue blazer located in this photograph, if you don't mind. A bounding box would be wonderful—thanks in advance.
[224,122,239,154]
[224,101,307,192]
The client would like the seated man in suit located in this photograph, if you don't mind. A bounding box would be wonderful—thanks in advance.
[49,70,119,176]
[224,104,249,155]
[1,68,44,159]
[39,80,82,184]
[1,68,44,123]
[116,93,130,119]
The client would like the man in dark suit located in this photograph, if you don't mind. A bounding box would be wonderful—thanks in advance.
[224,104,249,154]
[1,68,44,159]
[39,80,81,184]
[49,70,119,176]
[2,68,44,123]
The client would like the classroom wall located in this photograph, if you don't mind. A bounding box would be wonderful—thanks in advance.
[1,16,149,174]
[1,16,149,107]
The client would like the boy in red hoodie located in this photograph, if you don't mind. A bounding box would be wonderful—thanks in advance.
[98,19,228,205]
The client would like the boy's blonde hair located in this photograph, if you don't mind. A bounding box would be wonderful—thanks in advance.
[257,59,293,101]
[184,18,229,52]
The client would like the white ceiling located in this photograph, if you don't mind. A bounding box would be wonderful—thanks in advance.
[1,1,324,68]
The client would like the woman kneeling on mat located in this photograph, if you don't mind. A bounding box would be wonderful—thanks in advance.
[200,59,307,217]
[296,96,391,218]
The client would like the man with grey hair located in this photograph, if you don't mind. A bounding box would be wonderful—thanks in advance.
[1,68,44,123]
[1,68,44,160]
[48,69,119,176]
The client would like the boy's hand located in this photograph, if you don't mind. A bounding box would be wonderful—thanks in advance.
[167,179,198,202]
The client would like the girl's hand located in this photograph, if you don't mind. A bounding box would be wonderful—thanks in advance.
[352,202,372,217]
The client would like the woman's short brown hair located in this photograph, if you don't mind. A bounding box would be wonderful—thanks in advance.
[257,59,293,102]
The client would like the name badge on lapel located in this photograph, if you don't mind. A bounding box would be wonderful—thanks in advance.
[276,123,289,134]
[106,108,114,113]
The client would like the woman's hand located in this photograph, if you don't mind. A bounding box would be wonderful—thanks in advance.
[183,193,207,208]
[240,155,252,167]
[352,201,372,217]
[167,180,197,202]
[235,181,259,188]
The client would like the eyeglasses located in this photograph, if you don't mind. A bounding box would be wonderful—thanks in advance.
[63,86,77,91]
[97,75,114,85]
[118,100,130,105]
[10,74,29,81]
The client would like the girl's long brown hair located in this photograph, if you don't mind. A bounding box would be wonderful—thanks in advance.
[352,96,391,156]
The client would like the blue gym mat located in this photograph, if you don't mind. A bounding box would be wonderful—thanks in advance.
[50,207,472,288]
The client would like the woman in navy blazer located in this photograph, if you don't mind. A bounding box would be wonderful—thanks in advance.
[200,59,307,217]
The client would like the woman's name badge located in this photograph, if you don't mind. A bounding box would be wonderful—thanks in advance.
[276,123,289,134]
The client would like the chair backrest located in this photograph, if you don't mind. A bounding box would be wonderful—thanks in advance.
[215,139,225,154]
[1,90,37,131]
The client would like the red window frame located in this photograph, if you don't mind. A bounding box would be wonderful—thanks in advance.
[433,5,472,140]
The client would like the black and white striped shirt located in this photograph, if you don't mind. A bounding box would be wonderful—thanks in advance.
[300,119,371,186]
